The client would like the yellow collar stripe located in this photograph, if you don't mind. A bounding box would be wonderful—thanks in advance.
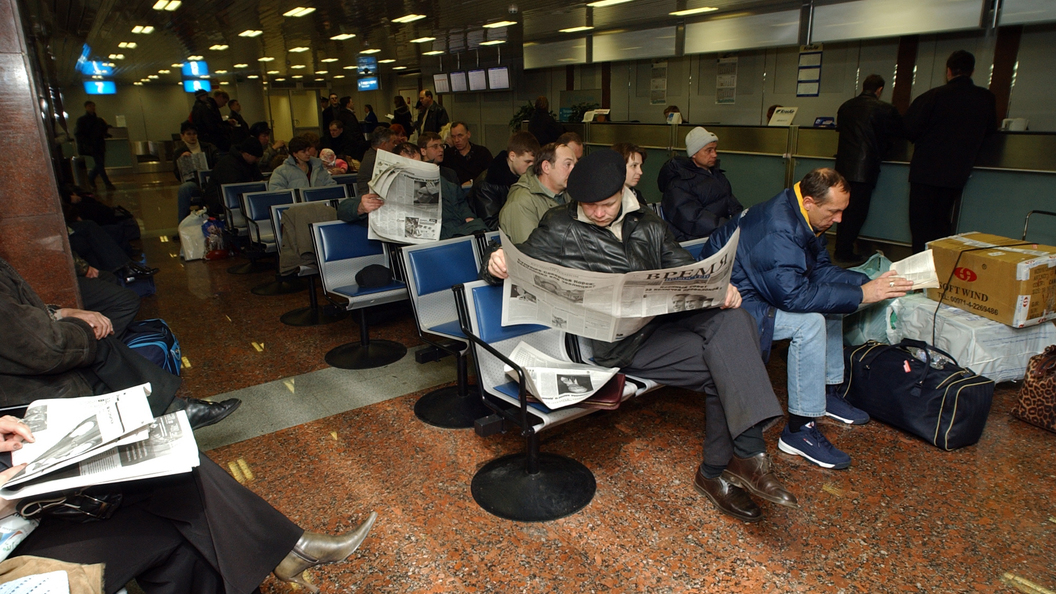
[794,182,819,236]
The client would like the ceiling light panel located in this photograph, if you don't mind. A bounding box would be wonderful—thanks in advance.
[360,48,380,54]
[118,41,136,48]
[410,36,436,43]
[378,59,395,63]
[290,64,306,68]
[266,70,279,74]
[239,30,263,37]
[282,6,316,17]
[131,26,154,34]
[669,6,717,16]
[422,50,443,55]
[289,46,309,52]
[393,14,426,23]
[329,33,355,40]
[234,63,248,67]
[483,20,516,28]
[479,40,506,45]
[209,44,229,50]
[559,26,593,32]
[214,69,228,73]
[258,56,275,61]
[187,55,203,60]
[587,0,632,6]
[320,57,338,62]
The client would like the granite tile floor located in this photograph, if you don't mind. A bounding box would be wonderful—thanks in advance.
[101,172,1054,593]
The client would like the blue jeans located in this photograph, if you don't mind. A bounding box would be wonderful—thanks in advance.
[772,310,844,418]
[177,181,203,223]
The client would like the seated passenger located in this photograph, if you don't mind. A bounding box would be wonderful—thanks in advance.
[202,138,264,216]
[321,120,358,163]
[611,142,648,206]
[61,184,140,257]
[468,131,540,231]
[320,148,348,175]
[0,257,238,427]
[442,122,493,185]
[356,128,398,198]
[556,131,584,160]
[389,124,409,146]
[1,416,376,594]
[418,131,459,185]
[269,137,335,191]
[72,252,141,339]
[65,217,157,285]
[497,142,576,244]
[658,127,742,241]
[172,121,221,222]
[703,168,913,469]
[484,150,795,522]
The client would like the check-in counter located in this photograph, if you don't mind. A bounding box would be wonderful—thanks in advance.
[61,127,135,173]
[581,121,1056,248]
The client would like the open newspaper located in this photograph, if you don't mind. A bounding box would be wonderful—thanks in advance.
[500,229,740,342]
[176,151,209,183]
[0,384,200,500]
[504,342,619,409]
[367,150,443,244]
[891,249,940,290]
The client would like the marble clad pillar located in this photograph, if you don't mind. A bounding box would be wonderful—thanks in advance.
[0,0,79,306]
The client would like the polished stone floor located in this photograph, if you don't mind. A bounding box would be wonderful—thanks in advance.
[100,171,1054,593]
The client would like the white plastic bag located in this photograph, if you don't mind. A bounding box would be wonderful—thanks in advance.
[0,513,38,562]
[178,210,209,261]
[842,253,896,345]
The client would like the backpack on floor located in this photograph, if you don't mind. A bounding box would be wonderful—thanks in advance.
[123,319,181,376]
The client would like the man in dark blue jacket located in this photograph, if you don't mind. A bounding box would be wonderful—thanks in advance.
[658,127,742,241]
[705,168,912,470]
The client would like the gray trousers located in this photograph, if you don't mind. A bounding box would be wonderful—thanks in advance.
[622,307,784,468]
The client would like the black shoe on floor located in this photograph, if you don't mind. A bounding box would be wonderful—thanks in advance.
[183,398,242,430]
[124,261,159,277]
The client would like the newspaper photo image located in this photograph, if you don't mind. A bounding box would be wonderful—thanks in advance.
[367,150,442,244]
[177,151,209,183]
[504,342,619,409]
[499,229,740,342]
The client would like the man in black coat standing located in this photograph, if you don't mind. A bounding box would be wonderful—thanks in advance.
[75,101,115,191]
[833,74,904,264]
[904,50,997,253]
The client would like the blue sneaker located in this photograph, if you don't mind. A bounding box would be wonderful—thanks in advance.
[824,386,870,425]
[778,422,851,469]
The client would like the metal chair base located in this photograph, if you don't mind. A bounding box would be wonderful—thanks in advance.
[325,340,407,369]
[251,278,307,296]
[280,305,349,326]
[413,385,488,429]
[471,452,596,522]
[227,260,273,274]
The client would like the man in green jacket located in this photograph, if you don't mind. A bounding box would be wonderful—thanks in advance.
[497,142,576,243]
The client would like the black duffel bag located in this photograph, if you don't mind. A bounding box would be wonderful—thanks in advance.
[842,339,995,450]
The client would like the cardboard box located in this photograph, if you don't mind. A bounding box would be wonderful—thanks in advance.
[926,232,1056,328]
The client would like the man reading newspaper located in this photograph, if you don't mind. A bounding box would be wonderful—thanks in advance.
[365,149,444,244]
[483,149,794,523]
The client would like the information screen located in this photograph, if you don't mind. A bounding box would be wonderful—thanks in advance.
[449,71,467,92]
[182,61,209,77]
[84,81,116,95]
[488,67,510,90]
[183,79,212,93]
[432,73,451,94]
[358,76,379,91]
[357,56,377,76]
[468,69,487,91]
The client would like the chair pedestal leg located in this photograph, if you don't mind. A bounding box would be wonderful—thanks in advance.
[281,276,349,326]
[251,275,307,296]
[414,350,489,429]
[471,432,595,522]
[324,310,406,369]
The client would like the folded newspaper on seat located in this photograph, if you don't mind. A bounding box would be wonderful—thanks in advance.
[0,383,200,500]
[500,229,740,342]
[891,249,940,290]
[504,342,619,409]
[367,150,443,244]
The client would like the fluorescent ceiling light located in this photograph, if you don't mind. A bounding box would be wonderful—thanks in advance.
[393,66,407,70]
[134,82,143,85]
[258,56,275,61]
[483,20,516,28]
[291,64,306,69]
[118,41,137,48]
[393,14,426,23]
[105,62,116,67]
[422,50,443,55]
[248,75,259,79]
[360,48,380,54]
[333,75,345,78]
[158,69,170,73]
[131,26,154,34]
[214,69,228,73]
[276,77,285,81]
[314,78,324,81]
[187,55,203,60]
[316,70,328,74]
[234,63,248,68]
[410,36,435,43]
[209,44,229,50]
[343,65,356,69]
[266,70,279,74]
[165,1,181,11]
[292,75,303,78]
[587,0,632,6]
[108,53,125,59]
[92,75,103,79]
[239,30,263,37]
[320,57,339,62]
[282,6,315,17]
[199,75,209,79]
[559,26,593,33]
[152,0,180,10]
[220,81,229,85]
[669,6,717,16]
[148,74,159,78]
[171,63,183,67]
[329,33,355,40]
[479,40,505,45]
[289,46,310,52]
[378,59,395,63]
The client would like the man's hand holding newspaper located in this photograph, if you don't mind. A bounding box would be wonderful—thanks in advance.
[366,150,443,244]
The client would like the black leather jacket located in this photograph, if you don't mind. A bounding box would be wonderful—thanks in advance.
[483,194,693,367]
[835,91,904,185]
[469,153,520,230]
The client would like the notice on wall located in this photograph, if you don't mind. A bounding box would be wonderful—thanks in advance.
[650,60,667,106]
[716,56,737,105]
[797,44,822,97]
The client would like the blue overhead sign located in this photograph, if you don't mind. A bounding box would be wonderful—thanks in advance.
[183,79,212,93]
[182,61,209,77]
[84,81,117,95]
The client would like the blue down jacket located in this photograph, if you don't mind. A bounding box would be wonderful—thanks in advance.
[703,186,868,359]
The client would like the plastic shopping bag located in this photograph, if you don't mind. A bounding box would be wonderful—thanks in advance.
[842,253,898,345]
[178,210,209,260]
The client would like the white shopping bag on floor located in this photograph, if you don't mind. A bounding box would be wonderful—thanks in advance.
[178,210,209,260]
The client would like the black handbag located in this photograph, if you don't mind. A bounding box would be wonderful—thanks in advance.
[17,486,123,523]
[842,339,995,450]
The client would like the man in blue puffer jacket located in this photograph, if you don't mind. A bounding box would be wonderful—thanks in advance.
[704,168,912,470]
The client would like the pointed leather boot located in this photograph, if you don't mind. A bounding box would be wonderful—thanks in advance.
[722,453,799,508]
[274,511,378,593]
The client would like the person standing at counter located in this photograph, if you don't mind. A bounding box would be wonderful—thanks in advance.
[904,50,997,253]
[833,74,904,265]
[658,127,742,241]
[75,101,115,191]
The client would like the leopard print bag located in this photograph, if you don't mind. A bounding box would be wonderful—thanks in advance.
[1011,345,1056,433]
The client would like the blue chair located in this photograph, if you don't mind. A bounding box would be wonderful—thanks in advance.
[312,221,408,369]
[331,174,358,198]
[240,190,305,296]
[399,236,491,428]
[273,204,348,326]
[680,236,708,260]
[299,185,349,203]
[221,181,269,274]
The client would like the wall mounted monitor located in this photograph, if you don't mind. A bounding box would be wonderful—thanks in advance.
[449,71,467,92]
[468,69,487,91]
[433,73,451,94]
[183,79,212,93]
[358,56,377,76]
[487,67,510,90]
[358,76,379,91]
[79,60,113,76]
[182,61,209,77]
[84,81,116,95]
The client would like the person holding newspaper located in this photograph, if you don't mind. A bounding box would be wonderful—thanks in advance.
[703,168,913,470]
[483,149,795,523]
[0,415,377,594]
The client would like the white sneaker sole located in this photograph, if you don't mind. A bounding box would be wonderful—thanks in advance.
[824,410,869,425]
[778,438,851,470]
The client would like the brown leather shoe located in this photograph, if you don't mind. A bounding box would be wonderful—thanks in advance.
[693,467,762,522]
[722,453,799,509]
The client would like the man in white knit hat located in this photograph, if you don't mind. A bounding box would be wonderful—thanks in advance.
[657,127,742,241]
